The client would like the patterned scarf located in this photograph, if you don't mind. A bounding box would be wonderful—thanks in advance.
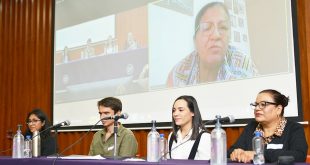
[255,117,287,144]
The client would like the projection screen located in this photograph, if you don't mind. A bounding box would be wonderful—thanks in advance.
[53,0,302,128]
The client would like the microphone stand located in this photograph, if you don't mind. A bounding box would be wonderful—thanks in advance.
[54,128,59,154]
[113,118,120,160]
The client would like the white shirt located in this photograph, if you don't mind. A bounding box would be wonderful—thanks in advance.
[168,129,211,160]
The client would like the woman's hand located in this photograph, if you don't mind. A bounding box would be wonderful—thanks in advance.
[230,148,255,163]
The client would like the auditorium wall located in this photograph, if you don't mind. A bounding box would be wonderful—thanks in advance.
[0,0,309,157]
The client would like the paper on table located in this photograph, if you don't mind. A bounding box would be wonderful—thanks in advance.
[60,155,106,159]
[123,158,146,161]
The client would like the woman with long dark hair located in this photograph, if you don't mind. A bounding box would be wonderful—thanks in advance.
[25,109,56,156]
[168,95,210,160]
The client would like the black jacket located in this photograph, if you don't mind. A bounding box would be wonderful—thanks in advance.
[227,119,308,162]
[41,135,57,156]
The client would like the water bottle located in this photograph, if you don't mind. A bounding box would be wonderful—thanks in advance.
[147,120,160,162]
[12,124,24,158]
[24,135,32,158]
[252,131,265,165]
[159,134,167,161]
[211,115,227,165]
[32,131,41,157]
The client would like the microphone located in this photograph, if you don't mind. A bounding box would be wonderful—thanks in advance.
[50,120,71,129]
[205,115,235,124]
[29,120,71,143]
[31,120,71,137]
[101,113,129,120]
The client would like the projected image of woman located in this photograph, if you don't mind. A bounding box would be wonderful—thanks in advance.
[167,2,257,87]
[168,95,211,160]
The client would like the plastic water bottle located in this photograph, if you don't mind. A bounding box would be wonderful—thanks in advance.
[252,131,265,165]
[211,115,227,165]
[159,133,167,161]
[12,124,24,158]
[32,131,41,157]
[147,120,160,162]
[24,135,32,158]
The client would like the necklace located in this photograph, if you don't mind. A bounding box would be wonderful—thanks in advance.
[180,128,192,139]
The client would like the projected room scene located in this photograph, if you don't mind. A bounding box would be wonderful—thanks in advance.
[54,6,149,103]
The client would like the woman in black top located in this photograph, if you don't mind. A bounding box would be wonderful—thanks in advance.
[25,109,57,156]
[228,89,308,163]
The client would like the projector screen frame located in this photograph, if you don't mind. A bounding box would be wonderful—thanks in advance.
[51,0,304,131]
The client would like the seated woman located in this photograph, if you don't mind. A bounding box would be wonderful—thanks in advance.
[25,109,57,156]
[228,89,308,163]
[168,95,211,160]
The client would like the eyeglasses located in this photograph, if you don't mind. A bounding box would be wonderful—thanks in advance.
[195,21,230,36]
[250,101,278,110]
[26,119,41,125]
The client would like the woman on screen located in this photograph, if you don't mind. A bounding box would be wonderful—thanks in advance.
[228,89,308,163]
[168,95,210,160]
[25,109,57,156]
[167,2,257,87]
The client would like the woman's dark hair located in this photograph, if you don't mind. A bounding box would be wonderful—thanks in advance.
[171,95,206,141]
[97,97,122,114]
[194,2,230,37]
[259,89,290,116]
[25,108,52,139]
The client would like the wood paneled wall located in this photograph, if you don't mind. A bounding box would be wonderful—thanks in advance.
[0,0,309,158]
[0,0,53,156]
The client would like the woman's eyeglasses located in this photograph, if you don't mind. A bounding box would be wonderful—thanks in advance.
[250,101,277,110]
[195,21,230,36]
[26,119,41,125]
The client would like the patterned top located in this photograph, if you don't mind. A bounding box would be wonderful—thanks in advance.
[168,46,257,87]
[255,117,287,144]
